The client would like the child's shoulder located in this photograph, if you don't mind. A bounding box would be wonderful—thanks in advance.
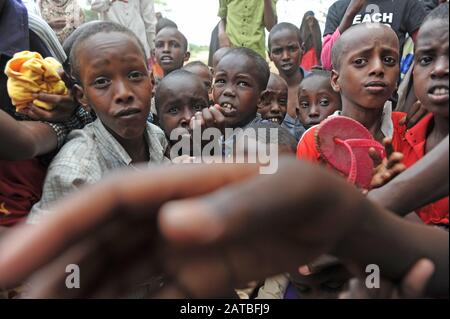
[146,122,169,151]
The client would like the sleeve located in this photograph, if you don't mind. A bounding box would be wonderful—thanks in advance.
[321,29,341,71]
[403,0,427,35]
[27,160,97,225]
[282,113,306,141]
[88,0,111,13]
[296,127,321,162]
[323,2,342,36]
[140,0,157,52]
[218,0,227,19]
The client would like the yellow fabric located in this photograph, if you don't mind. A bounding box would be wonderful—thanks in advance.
[5,51,68,111]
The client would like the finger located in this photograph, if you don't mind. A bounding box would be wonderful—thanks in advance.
[407,108,428,129]
[401,259,435,298]
[0,164,260,288]
[306,255,341,275]
[382,138,394,158]
[201,108,215,128]
[33,92,64,105]
[27,103,54,121]
[209,106,226,130]
[369,148,382,166]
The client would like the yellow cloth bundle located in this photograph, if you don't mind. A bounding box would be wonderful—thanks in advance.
[4,51,68,111]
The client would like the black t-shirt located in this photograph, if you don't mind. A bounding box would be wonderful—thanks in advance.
[324,0,427,51]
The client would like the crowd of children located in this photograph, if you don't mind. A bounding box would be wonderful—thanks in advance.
[0,0,448,299]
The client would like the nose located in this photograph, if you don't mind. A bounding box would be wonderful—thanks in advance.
[308,104,320,118]
[431,56,449,79]
[179,108,193,128]
[114,80,134,105]
[282,49,290,61]
[163,42,170,53]
[270,101,281,114]
[369,58,384,77]
[223,85,236,98]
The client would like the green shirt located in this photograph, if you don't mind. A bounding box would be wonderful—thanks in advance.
[218,0,277,58]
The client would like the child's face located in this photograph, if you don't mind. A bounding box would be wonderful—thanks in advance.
[288,264,351,299]
[413,20,449,119]
[188,66,213,99]
[298,76,342,129]
[257,75,288,124]
[75,32,152,141]
[155,28,189,76]
[213,54,262,128]
[269,29,304,77]
[158,75,209,142]
[332,25,399,111]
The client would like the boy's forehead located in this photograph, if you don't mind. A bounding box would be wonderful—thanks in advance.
[156,28,184,42]
[417,20,449,47]
[217,53,256,76]
[340,24,399,56]
[268,75,287,90]
[270,28,300,44]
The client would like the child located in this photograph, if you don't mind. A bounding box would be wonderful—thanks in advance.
[268,23,309,122]
[154,27,190,77]
[155,69,209,156]
[212,47,231,73]
[297,23,407,163]
[183,61,213,102]
[397,3,449,227]
[298,70,342,130]
[257,73,288,125]
[27,21,169,224]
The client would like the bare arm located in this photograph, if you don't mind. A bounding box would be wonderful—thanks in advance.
[0,109,57,160]
[338,0,366,34]
[0,159,447,298]
[263,0,277,31]
[368,136,449,216]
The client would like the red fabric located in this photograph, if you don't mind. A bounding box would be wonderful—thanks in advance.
[0,159,46,226]
[399,113,448,226]
[300,48,319,72]
[297,112,408,163]
[321,29,341,71]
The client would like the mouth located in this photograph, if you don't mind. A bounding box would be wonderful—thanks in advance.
[281,62,293,70]
[267,116,283,124]
[115,108,142,118]
[160,56,174,64]
[364,81,388,94]
[428,85,449,103]
[219,102,238,116]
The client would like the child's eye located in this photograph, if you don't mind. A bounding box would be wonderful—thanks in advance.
[383,56,397,65]
[238,81,250,87]
[129,71,144,80]
[193,104,205,112]
[278,98,288,106]
[93,77,110,88]
[353,58,368,66]
[319,98,330,107]
[300,101,309,108]
[168,107,179,115]
[214,79,226,86]
[272,48,283,56]
[419,56,433,66]
[289,45,299,53]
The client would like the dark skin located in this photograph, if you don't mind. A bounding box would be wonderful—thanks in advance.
[269,28,305,118]
[298,76,342,129]
[155,28,190,76]
[413,19,449,154]
[257,73,288,124]
[331,24,399,143]
[74,32,152,164]
[213,53,264,129]
[184,65,213,100]
[158,74,209,145]
[0,158,447,298]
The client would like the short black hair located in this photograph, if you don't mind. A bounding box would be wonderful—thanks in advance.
[303,69,332,82]
[244,122,298,154]
[268,22,303,52]
[155,69,206,112]
[423,2,449,25]
[156,17,178,35]
[69,21,146,85]
[156,27,189,52]
[183,61,210,72]
[220,47,270,91]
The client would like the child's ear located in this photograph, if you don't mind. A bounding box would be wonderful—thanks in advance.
[184,51,191,63]
[330,70,341,93]
[73,84,91,113]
